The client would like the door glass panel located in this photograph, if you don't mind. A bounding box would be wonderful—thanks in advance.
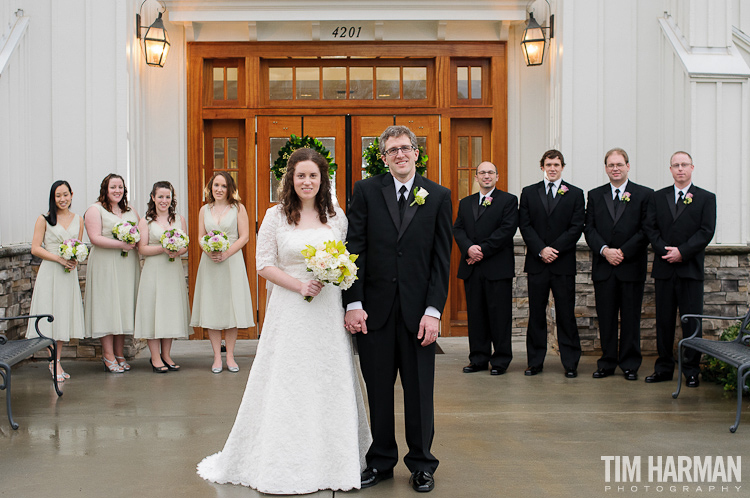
[226,68,238,100]
[269,67,293,100]
[403,67,427,99]
[458,136,468,168]
[213,138,225,169]
[227,138,238,170]
[470,67,482,99]
[361,136,378,178]
[296,67,320,99]
[213,68,224,100]
[457,67,468,99]
[471,137,483,167]
[316,137,337,201]
[269,137,288,202]
[323,67,347,99]
[376,67,399,99]
[458,169,470,199]
[350,67,373,99]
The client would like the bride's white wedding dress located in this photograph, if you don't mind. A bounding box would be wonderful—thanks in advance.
[197,205,371,494]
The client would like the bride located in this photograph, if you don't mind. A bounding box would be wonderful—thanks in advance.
[197,147,371,494]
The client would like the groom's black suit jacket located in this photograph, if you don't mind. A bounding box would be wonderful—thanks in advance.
[343,172,452,333]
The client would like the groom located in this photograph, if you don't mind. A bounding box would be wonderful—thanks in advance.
[344,125,452,493]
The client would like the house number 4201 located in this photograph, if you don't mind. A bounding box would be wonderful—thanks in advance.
[331,26,362,38]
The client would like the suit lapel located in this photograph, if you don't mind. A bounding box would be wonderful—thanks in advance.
[674,185,693,220]
[667,190,678,220]
[537,183,549,214]
[603,190,615,220]
[471,193,480,220]
[549,183,562,213]
[398,176,421,241]
[381,175,400,230]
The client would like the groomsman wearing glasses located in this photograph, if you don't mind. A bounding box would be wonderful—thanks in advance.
[453,161,518,376]
[345,126,452,493]
[519,150,585,378]
[584,148,653,381]
[643,151,716,387]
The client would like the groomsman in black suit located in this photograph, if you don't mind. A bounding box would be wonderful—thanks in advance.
[584,148,653,381]
[519,150,585,378]
[643,151,716,387]
[453,161,519,375]
[344,126,452,493]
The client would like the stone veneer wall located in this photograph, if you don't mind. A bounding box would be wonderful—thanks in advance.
[510,239,750,355]
[2,241,749,359]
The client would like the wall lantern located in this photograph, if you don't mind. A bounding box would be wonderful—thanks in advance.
[136,5,170,68]
[521,8,554,66]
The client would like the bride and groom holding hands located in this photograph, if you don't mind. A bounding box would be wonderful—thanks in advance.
[198,125,453,494]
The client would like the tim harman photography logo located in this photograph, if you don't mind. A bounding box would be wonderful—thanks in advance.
[601,456,742,493]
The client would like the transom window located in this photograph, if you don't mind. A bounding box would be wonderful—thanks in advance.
[264,59,432,103]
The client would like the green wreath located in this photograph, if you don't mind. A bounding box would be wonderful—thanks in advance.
[272,134,337,180]
[362,138,428,178]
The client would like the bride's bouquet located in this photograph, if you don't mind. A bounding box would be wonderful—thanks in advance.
[200,230,230,253]
[160,228,189,262]
[301,239,358,302]
[112,221,140,257]
[58,238,88,272]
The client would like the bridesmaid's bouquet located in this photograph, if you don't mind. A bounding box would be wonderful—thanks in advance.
[58,238,88,273]
[112,221,140,257]
[301,239,358,302]
[160,228,189,262]
[200,230,230,253]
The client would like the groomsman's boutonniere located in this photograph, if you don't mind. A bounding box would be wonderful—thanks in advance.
[684,193,693,205]
[410,187,429,206]
[557,185,569,196]
[621,192,631,203]
[482,196,493,207]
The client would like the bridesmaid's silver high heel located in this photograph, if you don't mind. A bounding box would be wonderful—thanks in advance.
[115,355,131,371]
[102,357,124,373]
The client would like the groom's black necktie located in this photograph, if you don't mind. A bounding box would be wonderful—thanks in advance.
[398,185,407,221]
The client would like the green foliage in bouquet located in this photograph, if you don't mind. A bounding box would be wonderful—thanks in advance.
[362,138,428,178]
[272,135,337,181]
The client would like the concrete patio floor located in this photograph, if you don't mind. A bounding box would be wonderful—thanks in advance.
[1,337,747,497]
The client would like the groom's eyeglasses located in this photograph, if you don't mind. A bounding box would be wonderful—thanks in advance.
[384,146,417,157]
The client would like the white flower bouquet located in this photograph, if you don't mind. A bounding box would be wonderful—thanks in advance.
[58,238,88,273]
[160,228,189,262]
[200,230,230,253]
[112,221,140,257]
[300,239,358,302]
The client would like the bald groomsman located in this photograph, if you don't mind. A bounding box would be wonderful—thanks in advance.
[643,151,716,387]
[584,148,653,381]
[453,161,518,376]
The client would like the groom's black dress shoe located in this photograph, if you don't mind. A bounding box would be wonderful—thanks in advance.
[686,375,700,388]
[410,470,435,492]
[564,369,578,378]
[592,368,615,379]
[360,467,393,488]
[524,365,543,376]
[462,363,488,373]
[645,371,673,383]
[490,365,506,375]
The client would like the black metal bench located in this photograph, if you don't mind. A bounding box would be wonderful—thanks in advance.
[0,314,62,429]
[672,309,750,433]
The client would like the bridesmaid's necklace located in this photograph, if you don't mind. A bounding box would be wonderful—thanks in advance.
[154,213,171,230]
[212,203,230,221]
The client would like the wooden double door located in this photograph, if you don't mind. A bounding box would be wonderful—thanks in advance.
[191,114,492,339]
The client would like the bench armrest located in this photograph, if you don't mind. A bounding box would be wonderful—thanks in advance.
[0,314,55,341]
[680,313,749,341]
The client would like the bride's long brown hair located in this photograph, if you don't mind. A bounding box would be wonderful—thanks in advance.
[279,148,336,226]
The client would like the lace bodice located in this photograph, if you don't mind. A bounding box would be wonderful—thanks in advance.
[256,205,348,279]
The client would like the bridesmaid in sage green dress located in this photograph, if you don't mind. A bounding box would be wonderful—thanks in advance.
[190,171,254,373]
[83,174,141,373]
[134,181,190,373]
[28,180,86,382]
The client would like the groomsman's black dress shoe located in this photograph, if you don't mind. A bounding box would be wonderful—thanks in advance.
[410,470,435,492]
[623,370,638,381]
[645,372,673,383]
[463,363,488,373]
[592,368,615,379]
[686,375,700,388]
[360,467,393,488]
[524,365,543,376]
[565,369,578,378]
[490,366,506,376]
